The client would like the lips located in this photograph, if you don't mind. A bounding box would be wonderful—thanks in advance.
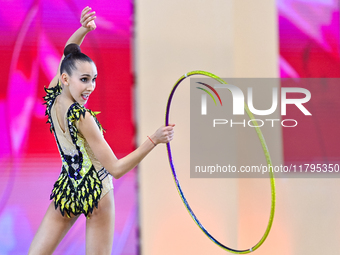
[81,94,89,100]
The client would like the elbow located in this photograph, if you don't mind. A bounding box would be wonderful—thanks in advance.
[109,162,123,179]
[110,170,122,180]
[112,173,121,179]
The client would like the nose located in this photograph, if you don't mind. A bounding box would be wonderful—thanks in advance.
[87,81,95,91]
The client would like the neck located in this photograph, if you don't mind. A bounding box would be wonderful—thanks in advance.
[59,88,77,106]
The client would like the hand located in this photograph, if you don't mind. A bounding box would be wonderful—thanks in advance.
[151,124,175,145]
[80,6,97,31]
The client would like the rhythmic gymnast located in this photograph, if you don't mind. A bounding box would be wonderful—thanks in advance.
[29,6,175,254]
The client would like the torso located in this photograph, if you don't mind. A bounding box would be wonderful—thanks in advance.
[44,83,113,217]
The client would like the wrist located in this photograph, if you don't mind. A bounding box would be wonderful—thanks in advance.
[148,134,157,146]
[80,26,92,33]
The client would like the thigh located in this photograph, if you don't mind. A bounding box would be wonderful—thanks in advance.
[28,202,79,255]
[86,189,115,255]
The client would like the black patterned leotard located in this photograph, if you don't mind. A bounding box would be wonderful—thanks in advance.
[44,83,113,218]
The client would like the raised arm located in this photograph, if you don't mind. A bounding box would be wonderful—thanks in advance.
[78,112,175,179]
[48,6,97,88]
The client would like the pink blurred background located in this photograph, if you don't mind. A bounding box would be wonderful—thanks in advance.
[278,0,340,165]
[0,1,137,254]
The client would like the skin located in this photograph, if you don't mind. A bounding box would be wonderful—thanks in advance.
[29,6,174,255]
[48,6,97,90]
[61,61,97,106]
[55,61,97,133]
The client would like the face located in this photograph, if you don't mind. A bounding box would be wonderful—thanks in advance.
[63,61,97,105]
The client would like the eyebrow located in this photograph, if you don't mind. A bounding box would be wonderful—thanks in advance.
[80,74,98,77]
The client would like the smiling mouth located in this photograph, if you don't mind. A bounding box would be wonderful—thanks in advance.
[81,94,89,100]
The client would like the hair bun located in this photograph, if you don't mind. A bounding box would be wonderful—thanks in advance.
[64,43,81,57]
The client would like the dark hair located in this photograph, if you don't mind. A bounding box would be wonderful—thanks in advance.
[60,43,94,76]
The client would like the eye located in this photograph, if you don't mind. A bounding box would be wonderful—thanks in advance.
[92,78,97,83]
[81,78,88,82]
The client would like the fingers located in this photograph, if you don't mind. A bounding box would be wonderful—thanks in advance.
[84,15,97,27]
[167,131,174,142]
[82,11,96,22]
[80,6,97,29]
[161,125,175,143]
[81,11,96,24]
[81,6,91,17]
[151,124,175,145]
[81,6,92,21]
[163,124,175,131]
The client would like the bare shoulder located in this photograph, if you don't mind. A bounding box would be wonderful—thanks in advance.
[78,111,102,140]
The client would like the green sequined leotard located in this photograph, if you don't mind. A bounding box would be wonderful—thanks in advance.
[44,83,113,218]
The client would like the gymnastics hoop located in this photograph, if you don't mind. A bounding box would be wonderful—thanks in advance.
[165,71,276,254]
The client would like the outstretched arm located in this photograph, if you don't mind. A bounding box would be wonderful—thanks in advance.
[78,112,175,179]
[48,6,96,88]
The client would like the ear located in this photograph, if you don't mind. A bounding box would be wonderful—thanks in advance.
[61,73,69,86]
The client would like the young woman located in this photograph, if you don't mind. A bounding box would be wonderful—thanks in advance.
[29,6,174,254]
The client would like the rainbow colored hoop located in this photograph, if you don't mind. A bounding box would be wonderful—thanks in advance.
[165,71,276,253]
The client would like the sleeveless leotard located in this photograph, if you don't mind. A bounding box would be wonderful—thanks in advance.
[44,83,113,218]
